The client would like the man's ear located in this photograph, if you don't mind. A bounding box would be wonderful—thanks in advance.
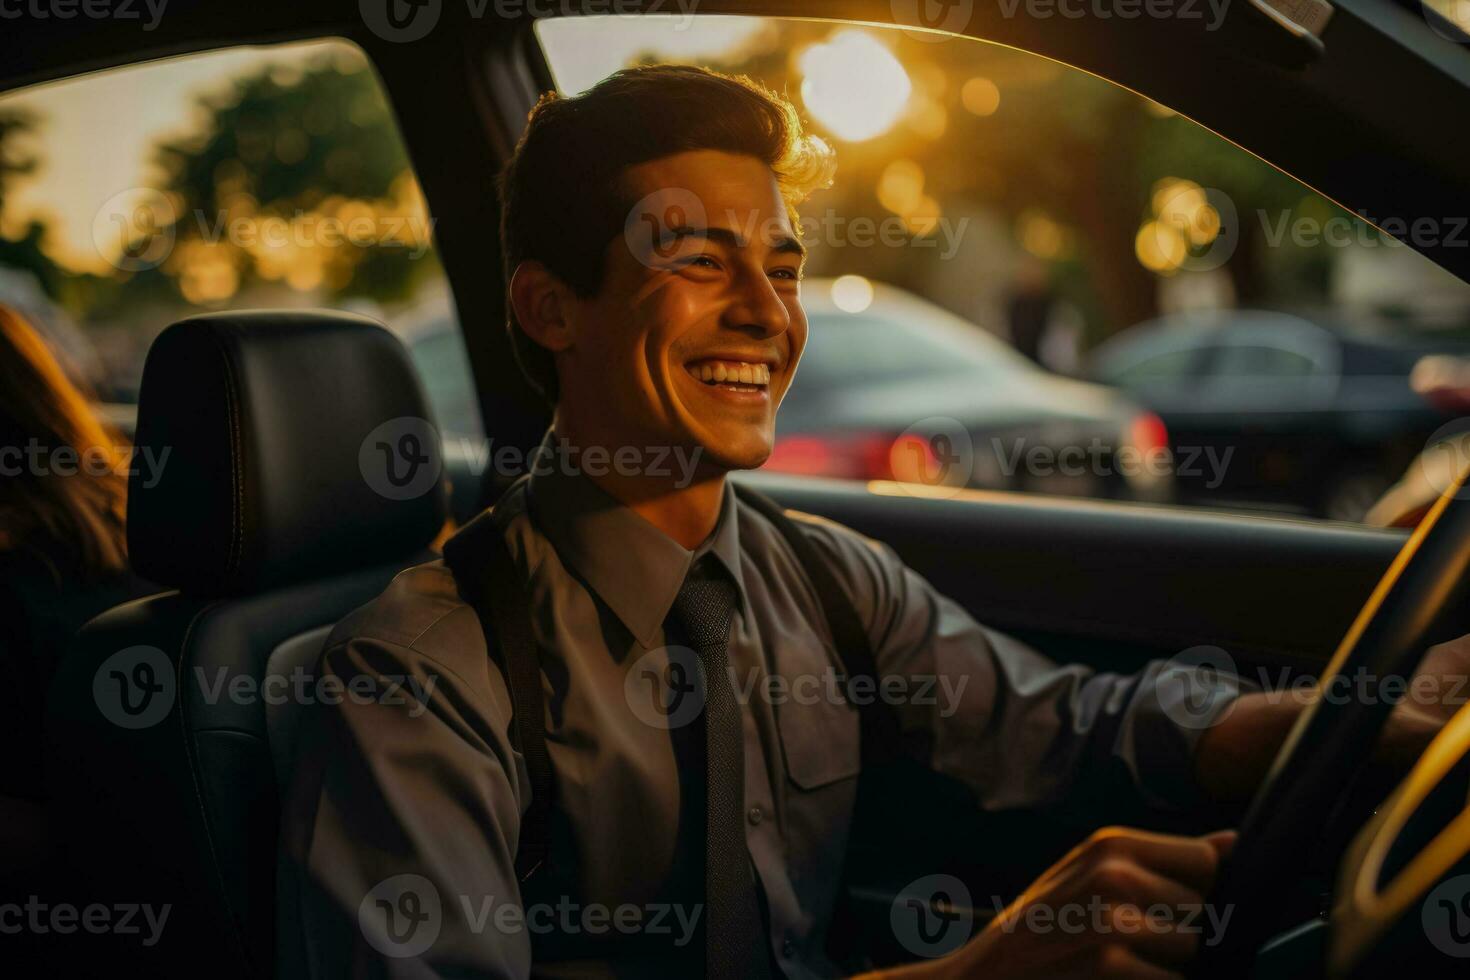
[509,261,576,353]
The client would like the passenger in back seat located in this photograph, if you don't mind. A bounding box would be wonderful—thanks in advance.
[0,303,151,873]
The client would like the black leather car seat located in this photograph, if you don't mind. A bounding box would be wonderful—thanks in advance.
[45,310,447,978]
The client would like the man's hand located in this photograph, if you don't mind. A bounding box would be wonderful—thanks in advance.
[871,828,1235,979]
[1195,634,1470,802]
[1378,633,1470,769]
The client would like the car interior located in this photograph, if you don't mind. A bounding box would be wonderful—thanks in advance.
[5,1,1470,977]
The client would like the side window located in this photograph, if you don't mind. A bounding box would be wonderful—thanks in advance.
[536,15,1470,523]
[0,39,479,436]
[1210,345,1319,380]
[1110,347,1202,386]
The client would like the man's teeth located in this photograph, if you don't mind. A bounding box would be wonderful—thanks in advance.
[689,361,770,386]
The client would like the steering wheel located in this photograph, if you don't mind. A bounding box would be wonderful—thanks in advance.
[1196,462,1470,977]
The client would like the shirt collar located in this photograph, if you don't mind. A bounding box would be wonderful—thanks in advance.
[525,431,746,648]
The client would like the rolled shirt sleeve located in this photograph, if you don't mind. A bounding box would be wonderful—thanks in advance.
[791,512,1253,816]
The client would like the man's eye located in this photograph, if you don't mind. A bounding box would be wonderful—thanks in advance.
[690,255,720,269]
[770,268,801,281]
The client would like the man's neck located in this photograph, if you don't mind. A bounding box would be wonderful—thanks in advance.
[551,423,725,551]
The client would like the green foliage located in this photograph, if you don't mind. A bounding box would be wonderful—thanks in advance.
[148,48,432,303]
[0,107,70,305]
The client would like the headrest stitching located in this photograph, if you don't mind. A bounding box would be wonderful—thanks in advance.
[212,329,246,576]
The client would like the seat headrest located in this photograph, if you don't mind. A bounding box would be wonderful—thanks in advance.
[128,310,447,595]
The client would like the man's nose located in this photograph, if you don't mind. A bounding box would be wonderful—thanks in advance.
[725,269,791,338]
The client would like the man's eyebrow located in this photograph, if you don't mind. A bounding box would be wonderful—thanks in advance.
[670,225,808,261]
[770,233,808,261]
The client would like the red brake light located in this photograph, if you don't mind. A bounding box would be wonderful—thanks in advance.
[765,432,907,481]
[766,430,955,485]
[887,433,943,484]
[1129,411,1169,455]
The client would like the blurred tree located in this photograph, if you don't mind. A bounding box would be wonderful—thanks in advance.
[147,48,439,305]
[0,107,66,300]
[685,25,1338,342]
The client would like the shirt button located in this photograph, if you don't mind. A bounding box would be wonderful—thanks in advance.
[781,938,797,958]
[747,806,764,825]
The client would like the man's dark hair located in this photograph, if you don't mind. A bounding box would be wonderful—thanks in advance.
[497,64,834,403]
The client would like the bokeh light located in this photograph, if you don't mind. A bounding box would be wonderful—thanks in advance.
[877,160,925,217]
[798,30,911,142]
[830,274,874,313]
[960,77,1001,116]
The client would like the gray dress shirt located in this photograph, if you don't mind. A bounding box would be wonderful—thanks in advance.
[282,454,1241,979]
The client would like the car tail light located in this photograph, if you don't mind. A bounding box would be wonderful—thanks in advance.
[1128,411,1170,456]
[765,431,939,482]
[886,432,945,484]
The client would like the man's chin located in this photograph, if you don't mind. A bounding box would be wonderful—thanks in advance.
[687,430,773,475]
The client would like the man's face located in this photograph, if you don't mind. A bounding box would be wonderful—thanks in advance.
[556,149,807,473]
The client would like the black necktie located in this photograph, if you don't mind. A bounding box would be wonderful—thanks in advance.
[669,559,773,980]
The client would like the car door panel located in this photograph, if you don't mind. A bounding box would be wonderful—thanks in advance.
[742,473,1414,674]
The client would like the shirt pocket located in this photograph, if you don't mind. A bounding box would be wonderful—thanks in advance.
[771,641,863,790]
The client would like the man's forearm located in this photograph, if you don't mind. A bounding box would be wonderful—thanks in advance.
[1192,692,1303,803]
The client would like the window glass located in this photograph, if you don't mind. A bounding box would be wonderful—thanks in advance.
[537,15,1470,523]
[1211,345,1318,379]
[1110,348,1202,385]
[0,39,479,437]
[796,311,1023,393]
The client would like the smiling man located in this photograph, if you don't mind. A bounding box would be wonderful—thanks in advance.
[283,65,1461,980]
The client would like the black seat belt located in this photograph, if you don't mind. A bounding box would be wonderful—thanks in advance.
[442,481,900,896]
[442,506,555,883]
[730,484,902,761]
